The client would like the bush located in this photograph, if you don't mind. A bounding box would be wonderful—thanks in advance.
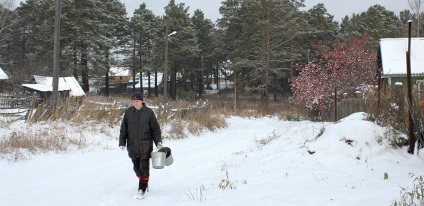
[393,176,424,205]
[364,86,409,135]
[364,85,424,150]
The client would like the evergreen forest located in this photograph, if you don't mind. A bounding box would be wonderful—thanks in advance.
[0,0,420,104]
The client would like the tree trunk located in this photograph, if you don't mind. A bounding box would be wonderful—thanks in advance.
[81,51,89,93]
[154,71,158,97]
[138,41,143,94]
[198,56,204,98]
[264,2,270,109]
[105,71,109,97]
[234,71,237,110]
[216,62,220,94]
[147,71,151,97]
[132,41,136,93]
[334,87,337,122]
[170,65,176,100]
[105,52,110,97]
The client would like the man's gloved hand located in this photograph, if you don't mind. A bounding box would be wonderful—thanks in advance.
[157,142,164,150]
[120,146,125,150]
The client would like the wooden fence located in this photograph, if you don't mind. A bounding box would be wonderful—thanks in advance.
[0,93,37,109]
[320,98,366,122]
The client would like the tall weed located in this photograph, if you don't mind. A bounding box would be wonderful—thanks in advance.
[393,176,424,206]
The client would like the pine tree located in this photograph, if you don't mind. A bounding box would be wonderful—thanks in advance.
[217,0,243,61]
[127,3,158,96]
[0,0,15,63]
[60,0,128,92]
[339,5,403,47]
[14,0,56,78]
[220,0,307,106]
[302,3,338,57]
[191,9,214,97]
[0,0,20,82]
[161,0,199,100]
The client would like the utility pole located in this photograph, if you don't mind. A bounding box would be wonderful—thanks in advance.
[164,23,169,103]
[132,41,136,93]
[163,22,177,103]
[52,0,61,117]
[407,20,415,154]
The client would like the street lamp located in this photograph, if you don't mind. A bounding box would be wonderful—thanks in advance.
[169,31,177,36]
[164,25,177,103]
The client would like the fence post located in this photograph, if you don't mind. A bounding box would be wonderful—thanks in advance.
[394,82,404,112]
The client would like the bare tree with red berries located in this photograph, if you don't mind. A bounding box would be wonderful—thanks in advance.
[290,36,377,111]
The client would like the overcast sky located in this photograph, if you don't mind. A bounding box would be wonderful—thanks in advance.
[119,0,412,23]
[10,0,413,23]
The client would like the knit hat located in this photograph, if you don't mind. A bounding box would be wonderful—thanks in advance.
[131,92,143,101]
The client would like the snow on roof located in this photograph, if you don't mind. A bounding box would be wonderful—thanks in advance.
[22,84,57,92]
[33,75,71,91]
[61,77,86,97]
[23,75,85,97]
[109,67,131,76]
[0,67,9,80]
[380,38,424,75]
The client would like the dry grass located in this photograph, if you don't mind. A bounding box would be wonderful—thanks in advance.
[157,95,311,139]
[166,120,186,139]
[29,94,127,126]
[203,95,310,120]
[1,94,128,161]
[363,86,424,148]
[157,99,228,139]
[393,176,424,205]
[364,87,410,134]
[0,130,87,162]
[1,93,317,161]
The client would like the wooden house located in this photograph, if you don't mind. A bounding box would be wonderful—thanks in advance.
[0,67,8,80]
[22,75,85,100]
[0,67,9,93]
[109,67,132,86]
[380,38,424,89]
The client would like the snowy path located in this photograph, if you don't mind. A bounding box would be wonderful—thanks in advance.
[0,116,423,205]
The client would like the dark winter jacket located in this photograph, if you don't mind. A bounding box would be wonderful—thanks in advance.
[119,103,162,159]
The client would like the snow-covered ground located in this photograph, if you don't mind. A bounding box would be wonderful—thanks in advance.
[0,112,423,205]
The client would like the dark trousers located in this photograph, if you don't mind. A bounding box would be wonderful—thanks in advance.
[132,158,150,192]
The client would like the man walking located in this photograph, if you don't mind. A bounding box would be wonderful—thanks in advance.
[119,92,163,199]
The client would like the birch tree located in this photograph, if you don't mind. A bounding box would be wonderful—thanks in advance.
[408,0,424,36]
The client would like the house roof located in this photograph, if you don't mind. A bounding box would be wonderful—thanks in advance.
[22,84,59,92]
[380,38,424,75]
[61,77,86,97]
[109,67,131,76]
[0,67,8,80]
[32,75,71,91]
[22,75,85,97]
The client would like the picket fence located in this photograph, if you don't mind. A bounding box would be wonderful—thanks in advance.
[0,93,35,109]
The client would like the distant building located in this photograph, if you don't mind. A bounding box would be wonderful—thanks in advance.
[109,67,132,86]
[128,72,163,89]
[0,67,8,80]
[380,38,424,87]
[0,67,9,93]
[22,75,85,99]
